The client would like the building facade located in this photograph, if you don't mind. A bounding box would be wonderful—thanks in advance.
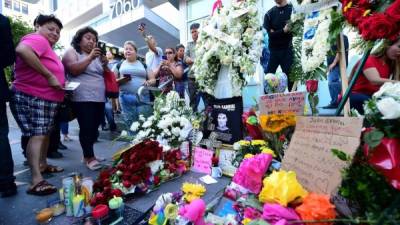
[52,0,180,56]
[1,0,52,25]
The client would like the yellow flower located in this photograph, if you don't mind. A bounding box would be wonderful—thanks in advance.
[181,183,206,202]
[259,113,296,133]
[251,140,267,146]
[259,170,308,206]
[239,140,251,146]
[244,153,254,159]
[261,147,276,157]
[242,218,252,225]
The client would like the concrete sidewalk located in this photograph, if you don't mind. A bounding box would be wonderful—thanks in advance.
[0,104,130,225]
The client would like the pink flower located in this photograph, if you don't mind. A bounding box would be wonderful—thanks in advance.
[232,153,272,194]
[244,207,262,220]
[262,204,302,225]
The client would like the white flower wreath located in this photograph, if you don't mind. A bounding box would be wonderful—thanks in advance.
[192,0,263,97]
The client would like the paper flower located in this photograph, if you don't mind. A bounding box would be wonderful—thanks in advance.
[262,203,302,225]
[259,170,308,206]
[232,153,272,194]
[182,183,206,203]
[295,193,336,225]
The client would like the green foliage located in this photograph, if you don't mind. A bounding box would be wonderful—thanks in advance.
[339,150,400,224]
[363,129,384,149]
[5,16,33,83]
[328,10,345,49]
[331,149,352,162]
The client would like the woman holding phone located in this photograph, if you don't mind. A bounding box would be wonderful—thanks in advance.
[62,27,107,170]
[149,47,183,93]
[113,41,154,127]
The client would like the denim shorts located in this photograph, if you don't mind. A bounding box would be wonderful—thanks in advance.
[9,91,59,137]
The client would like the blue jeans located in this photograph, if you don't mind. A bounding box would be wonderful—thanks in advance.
[119,93,152,128]
[0,101,15,185]
[350,93,371,114]
[101,99,116,129]
[328,65,341,105]
[60,122,69,135]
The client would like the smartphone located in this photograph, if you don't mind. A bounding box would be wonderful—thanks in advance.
[97,41,106,54]
[162,55,167,60]
[138,23,146,31]
[123,74,131,79]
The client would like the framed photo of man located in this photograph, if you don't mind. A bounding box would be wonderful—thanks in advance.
[206,97,243,144]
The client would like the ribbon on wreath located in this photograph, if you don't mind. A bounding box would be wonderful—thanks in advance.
[364,137,400,190]
[211,0,223,16]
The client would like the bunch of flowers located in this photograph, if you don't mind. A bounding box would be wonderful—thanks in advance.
[264,72,288,94]
[232,153,273,194]
[181,182,206,203]
[341,0,400,41]
[259,113,296,133]
[232,139,275,167]
[91,140,163,206]
[192,0,263,97]
[130,91,195,150]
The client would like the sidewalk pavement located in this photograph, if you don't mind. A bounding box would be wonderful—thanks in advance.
[0,104,130,225]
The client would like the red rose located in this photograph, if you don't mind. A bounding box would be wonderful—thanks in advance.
[153,176,160,185]
[386,0,400,22]
[111,188,123,197]
[102,179,111,187]
[95,192,105,202]
[117,163,127,171]
[130,175,142,184]
[90,197,97,206]
[212,155,219,167]
[359,14,396,40]
[123,180,132,188]
[344,8,365,26]
[357,0,371,7]
[99,170,111,180]
[306,79,318,93]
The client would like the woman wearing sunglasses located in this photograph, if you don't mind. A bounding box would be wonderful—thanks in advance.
[149,47,183,93]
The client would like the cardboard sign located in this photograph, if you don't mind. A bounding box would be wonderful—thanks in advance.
[217,145,237,177]
[259,92,306,115]
[192,147,214,174]
[292,0,339,14]
[281,116,363,194]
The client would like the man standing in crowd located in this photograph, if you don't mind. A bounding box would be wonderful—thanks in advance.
[186,23,203,110]
[0,13,17,197]
[138,24,163,78]
[176,44,189,98]
[263,0,294,91]
[323,34,349,109]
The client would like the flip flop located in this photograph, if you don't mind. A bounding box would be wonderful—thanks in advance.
[41,165,64,174]
[81,156,106,163]
[26,180,57,196]
[86,160,103,171]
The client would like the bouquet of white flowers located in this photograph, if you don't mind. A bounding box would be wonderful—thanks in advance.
[192,0,263,97]
[130,91,196,151]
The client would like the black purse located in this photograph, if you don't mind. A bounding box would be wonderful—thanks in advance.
[58,91,75,122]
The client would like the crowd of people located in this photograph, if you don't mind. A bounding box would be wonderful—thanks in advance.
[0,0,399,198]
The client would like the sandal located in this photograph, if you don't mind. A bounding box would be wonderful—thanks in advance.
[86,160,103,171]
[41,165,64,174]
[26,180,57,196]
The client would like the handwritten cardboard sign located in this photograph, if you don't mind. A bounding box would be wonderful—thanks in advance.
[259,92,306,115]
[292,0,339,14]
[281,116,363,194]
[192,147,214,174]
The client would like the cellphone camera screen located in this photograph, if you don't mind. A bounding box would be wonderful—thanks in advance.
[97,41,106,54]
[162,55,167,60]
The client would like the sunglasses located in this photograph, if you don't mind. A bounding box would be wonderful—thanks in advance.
[165,51,174,55]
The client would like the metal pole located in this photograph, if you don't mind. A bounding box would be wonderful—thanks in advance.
[335,48,372,116]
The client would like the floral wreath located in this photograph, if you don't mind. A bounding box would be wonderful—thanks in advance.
[341,0,400,41]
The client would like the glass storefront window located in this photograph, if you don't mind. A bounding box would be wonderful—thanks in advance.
[22,3,28,14]
[5,0,12,9]
[13,0,20,12]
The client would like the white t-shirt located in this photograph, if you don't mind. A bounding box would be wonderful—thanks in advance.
[145,47,163,73]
